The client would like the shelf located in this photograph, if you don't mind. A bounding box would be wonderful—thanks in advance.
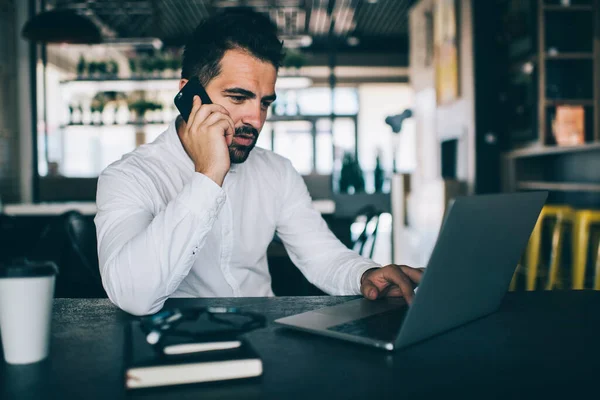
[518,181,600,192]
[543,5,593,11]
[60,77,179,83]
[61,122,169,128]
[504,142,600,158]
[544,52,594,60]
[60,78,179,93]
[545,99,594,106]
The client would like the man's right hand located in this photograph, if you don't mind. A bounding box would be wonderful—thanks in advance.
[179,95,235,186]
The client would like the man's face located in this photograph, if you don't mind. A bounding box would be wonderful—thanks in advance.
[180,49,277,163]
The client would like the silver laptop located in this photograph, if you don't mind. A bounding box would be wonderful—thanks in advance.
[275,192,548,351]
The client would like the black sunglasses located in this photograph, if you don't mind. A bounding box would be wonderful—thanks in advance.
[139,307,266,354]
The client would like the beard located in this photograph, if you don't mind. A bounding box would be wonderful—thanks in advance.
[229,125,259,164]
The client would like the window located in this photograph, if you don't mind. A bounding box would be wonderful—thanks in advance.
[258,88,359,176]
[357,83,416,193]
[272,120,313,175]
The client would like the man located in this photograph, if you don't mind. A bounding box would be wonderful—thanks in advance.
[95,8,422,316]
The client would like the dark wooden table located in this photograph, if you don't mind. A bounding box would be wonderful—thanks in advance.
[1,292,600,399]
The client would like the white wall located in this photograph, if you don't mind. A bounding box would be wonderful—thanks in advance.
[410,0,475,191]
[394,0,474,266]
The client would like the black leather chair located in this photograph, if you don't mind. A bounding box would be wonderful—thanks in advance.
[29,211,106,298]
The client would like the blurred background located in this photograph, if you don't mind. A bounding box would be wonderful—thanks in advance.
[1,0,599,297]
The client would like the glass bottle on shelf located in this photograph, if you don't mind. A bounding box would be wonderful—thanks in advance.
[112,103,119,125]
[374,152,384,193]
[77,56,86,79]
[91,96,103,125]
[91,106,102,125]
[81,102,92,125]
[116,101,130,125]
[68,104,74,125]
[71,103,82,125]
[102,103,115,125]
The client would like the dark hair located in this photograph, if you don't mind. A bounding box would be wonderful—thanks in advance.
[181,8,285,85]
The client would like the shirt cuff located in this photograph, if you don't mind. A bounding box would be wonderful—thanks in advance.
[352,262,381,295]
[177,172,227,221]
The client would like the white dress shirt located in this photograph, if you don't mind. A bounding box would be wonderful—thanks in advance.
[95,120,380,315]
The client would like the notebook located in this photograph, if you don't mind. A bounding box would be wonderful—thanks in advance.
[124,320,263,389]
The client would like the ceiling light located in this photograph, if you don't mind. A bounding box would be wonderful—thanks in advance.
[367,0,378,4]
[103,38,163,50]
[281,35,313,49]
[347,36,360,46]
[522,61,534,75]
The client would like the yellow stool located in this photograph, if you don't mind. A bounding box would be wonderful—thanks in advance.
[571,210,600,290]
[510,205,574,291]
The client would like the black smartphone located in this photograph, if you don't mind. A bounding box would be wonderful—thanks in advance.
[174,78,213,122]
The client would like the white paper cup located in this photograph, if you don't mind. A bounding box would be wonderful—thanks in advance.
[0,260,58,364]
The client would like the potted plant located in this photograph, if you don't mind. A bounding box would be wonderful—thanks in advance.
[87,61,97,78]
[90,93,106,125]
[339,152,353,194]
[351,158,365,193]
[96,61,107,78]
[164,55,177,78]
[128,99,162,123]
[90,99,102,125]
[128,99,148,123]
[373,151,384,193]
[129,59,138,78]
[139,56,154,77]
[169,56,182,77]
[108,60,119,78]
[154,55,167,78]
[282,49,306,70]
[339,152,365,194]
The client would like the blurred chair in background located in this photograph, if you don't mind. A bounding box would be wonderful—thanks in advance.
[351,205,381,259]
[510,205,574,291]
[29,211,106,298]
[572,209,600,290]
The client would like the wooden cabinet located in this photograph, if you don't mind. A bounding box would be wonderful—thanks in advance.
[502,0,600,208]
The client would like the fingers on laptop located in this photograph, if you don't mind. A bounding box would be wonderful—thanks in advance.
[399,265,424,284]
[380,285,403,297]
[383,266,415,304]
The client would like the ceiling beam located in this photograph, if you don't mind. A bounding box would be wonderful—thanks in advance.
[304,51,407,67]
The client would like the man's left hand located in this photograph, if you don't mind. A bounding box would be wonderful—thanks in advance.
[360,265,424,304]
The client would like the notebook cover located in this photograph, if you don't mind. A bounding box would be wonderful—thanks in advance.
[124,320,263,389]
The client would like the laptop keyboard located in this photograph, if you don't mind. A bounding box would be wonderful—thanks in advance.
[326,306,409,342]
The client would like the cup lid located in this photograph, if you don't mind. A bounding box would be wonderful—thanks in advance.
[0,259,58,278]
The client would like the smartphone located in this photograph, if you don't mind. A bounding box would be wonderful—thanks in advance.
[174,77,213,122]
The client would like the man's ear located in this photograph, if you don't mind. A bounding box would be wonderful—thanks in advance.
[179,79,188,91]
